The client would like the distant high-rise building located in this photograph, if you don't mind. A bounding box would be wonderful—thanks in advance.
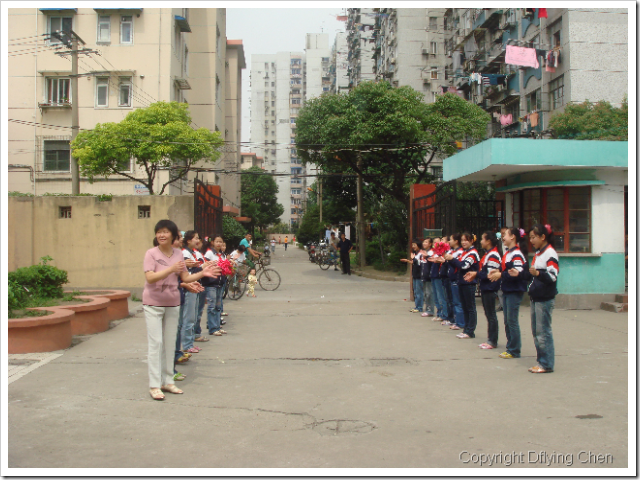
[346,8,376,88]
[330,32,349,94]
[249,34,330,227]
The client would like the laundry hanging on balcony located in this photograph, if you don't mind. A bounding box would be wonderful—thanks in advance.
[500,114,513,126]
[481,74,507,86]
[505,45,539,69]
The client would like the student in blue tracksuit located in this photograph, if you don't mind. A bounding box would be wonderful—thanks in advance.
[443,233,465,331]
[400,239,424,313]
[466,231,502,349]
[527,224,559,373]
[428,237,449,322]
[488,227,529,359]
[437,237,455,326]
[420,238,435,316]
[445,232,480,339]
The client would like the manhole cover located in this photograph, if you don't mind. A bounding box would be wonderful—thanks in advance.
[311,420,376,436]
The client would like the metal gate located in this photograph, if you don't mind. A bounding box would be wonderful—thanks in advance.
[412,181,505,239]
[194,178,223,238]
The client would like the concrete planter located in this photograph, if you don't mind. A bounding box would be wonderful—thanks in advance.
[74,290,131,321]
[9,308,74,354]
[62,295,111,335]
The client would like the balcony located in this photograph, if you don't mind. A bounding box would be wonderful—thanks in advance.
[38,100,72,109]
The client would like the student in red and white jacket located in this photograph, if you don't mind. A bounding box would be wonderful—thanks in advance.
[445,232,480,339]
[488,227,529,359]
[527,224,559,373]
[443,233,466,330]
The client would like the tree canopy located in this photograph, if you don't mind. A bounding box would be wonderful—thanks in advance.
[295,81,491,206]
[71,101,224,194]
[549,98,628,140]
[240,166,285,233]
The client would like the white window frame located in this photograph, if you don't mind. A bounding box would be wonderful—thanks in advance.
[120,15,133,45]
[97,15,111,43]
[46,77,71,105]
[430,41,438,54]
[96,77,109,108]
[48,16,73,44]
[118,77,132,107]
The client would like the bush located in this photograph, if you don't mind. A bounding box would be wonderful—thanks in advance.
[8,280,28,313]
[297,205,325,245]
[222,215,247,249]
[8,256,68,299]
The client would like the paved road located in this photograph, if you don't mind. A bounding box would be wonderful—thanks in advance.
[8,246,629,469]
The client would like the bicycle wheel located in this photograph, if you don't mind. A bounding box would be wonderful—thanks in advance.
[258,268,281,291]
[227,275,247,300]
[318,254,330,270]
[222,279,229,299]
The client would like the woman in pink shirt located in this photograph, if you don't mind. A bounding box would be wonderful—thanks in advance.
[143,220,220,401]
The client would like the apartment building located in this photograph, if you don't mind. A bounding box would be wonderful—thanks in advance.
[443,7,628,139]
[8,8,245,214]
[240,152,263,170]
[346,8,376,88]
[330,32,349,94]
[249,34,330,228]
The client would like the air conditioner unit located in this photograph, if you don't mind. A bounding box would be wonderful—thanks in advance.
[423,78,430,84]
[422,48,429,55]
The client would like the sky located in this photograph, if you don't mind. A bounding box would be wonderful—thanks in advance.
[226,8,347,150]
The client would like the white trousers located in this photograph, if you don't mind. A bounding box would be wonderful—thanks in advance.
[143,305,180,388]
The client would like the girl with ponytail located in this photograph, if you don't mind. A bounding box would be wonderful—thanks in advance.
[445,232,480,339]
[487,226,530,359]
[527,224,559,373]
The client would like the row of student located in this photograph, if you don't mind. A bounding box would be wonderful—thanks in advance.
[143,221,260,401]
[403,224,559,374]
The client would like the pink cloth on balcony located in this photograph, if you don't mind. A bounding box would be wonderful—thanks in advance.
[505,45,540,69]
[500,114,513,126]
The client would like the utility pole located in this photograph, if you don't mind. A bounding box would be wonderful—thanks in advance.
[51,30,95,194]
[70,33,79,194]
[318,170,323,224]
[356,153,366,270]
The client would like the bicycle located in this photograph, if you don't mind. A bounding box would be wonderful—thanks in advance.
[226,263,249,300]
[317,248,340,271]
[254,255,281,291]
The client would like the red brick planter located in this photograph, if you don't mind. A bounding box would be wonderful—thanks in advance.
[9,308,74,354]
[74,290,131,321]
[62,295,111,335]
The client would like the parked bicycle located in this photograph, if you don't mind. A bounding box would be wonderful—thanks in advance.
[226,255,281,300]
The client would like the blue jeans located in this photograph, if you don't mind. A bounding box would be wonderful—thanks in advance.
[502,291,524,357]
[422,280,434,314]
[180,291,198,350]
[531,299,555,370]
[432,278,449,320]
[442,278,454,321]
[194,290,206,337]
[206,285,224,333]
[481,291,499,347]
[175,302,185,361]
[412,278,424,312]
[459,284,478,337]
[450,282,465,328]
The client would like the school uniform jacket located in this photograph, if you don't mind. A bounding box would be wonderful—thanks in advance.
[446,247,464,282]
[449,247,480,285]
[202,248,225,286]
[477,247,502,292]
[500,246,529,293]
[420,249,434,282]
[528,244,559,301]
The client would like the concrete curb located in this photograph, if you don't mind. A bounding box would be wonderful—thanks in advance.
[353,270,410,282]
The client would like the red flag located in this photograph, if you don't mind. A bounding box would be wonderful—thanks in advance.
[538,8,548,18]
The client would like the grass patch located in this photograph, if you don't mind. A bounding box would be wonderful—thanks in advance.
[9,309,53,319]
[131,293,142,302]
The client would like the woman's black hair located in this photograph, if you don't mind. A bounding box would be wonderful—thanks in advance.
[411,239,421,251]
[461,232,476,246]
[482,230,499,249]
[153,219,179,243]
[237,244,246,253]
[182,230,198,249]
[505,226,529,257]
[450,232,462,246]
[200,238,211,254]
[530,224,555,248]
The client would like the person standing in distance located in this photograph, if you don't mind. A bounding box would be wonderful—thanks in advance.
[337,232,353,275]
[284,235,289,251]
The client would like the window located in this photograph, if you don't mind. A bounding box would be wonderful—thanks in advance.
[512,187,592,253]
[291,69,301,75]
[120,16,133,44]
[118,77,132,107]
[271,101,275,106]
[138,206,151,219]
[526,89,541,113]
[291,188,301,195]
[291,208,297,215]
[430,166,443,180]
[264,62,269,69]
[46,77,70,104]
[97,15,111,43]
[265,81,269,87]
[549,75,564,110]
[430,41,438,54]
[59,206,72,218]
[174,24,182,51]
[96,77,109,107]
[48,16,72,43]
[290,79,302,85]
[271,110,275,116]
[264,129,269,136]
[429,17,438,30]
[271,82,275,87]
[117,157,131,172]
[292,89,300,94]
[43,140,70,172]
[430,67,438,79]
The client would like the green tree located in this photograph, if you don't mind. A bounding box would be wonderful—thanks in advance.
[295,82,490,206]
[71,101,224,195]
[222,215,247,250]
[549,98,628,140]
[296,204,325,245]
[240,166,285,233]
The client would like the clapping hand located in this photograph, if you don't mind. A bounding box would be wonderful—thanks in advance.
[487,270,501,282]
[185,259,199,268]
[202,262,222,278]
[171,260,186,273]
[508,268,519,277]
[182,282,204,293]
[443,253,453,261]
[529,266,539,276]
[463,271,477,282]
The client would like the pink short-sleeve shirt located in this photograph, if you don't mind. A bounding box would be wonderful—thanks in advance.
[142,247,186,306]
